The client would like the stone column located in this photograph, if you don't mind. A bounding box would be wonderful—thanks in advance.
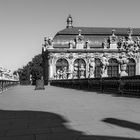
[86,60,89,78]
[80,64,85,79]
[100,56,109,78]
[49,56,54,80]
[88,58,95,78]
[68,59,74,79]
[136,53,140,75]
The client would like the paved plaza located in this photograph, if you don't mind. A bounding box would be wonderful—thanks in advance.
[0,86,140,140]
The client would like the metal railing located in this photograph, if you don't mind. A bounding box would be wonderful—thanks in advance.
[50,76,140,95]
[0,80,19,93]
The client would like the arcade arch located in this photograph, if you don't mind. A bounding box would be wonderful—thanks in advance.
[94,58,102,78]
[56,58,69,79]
[107,58,119,77]
[126,58,136,76]
[73,58,86,79]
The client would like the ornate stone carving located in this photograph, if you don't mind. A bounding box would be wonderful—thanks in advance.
[102,38,109,49]
[119,52,129,77]
[75,29,85,49]
[85,39,90,49]
[69,40,74,49]
[109,29,118,49]
[136,36,140,47]
[73,63,78,79]
[118,28,140,58]
[100,54,109,77]
[80,64,85,79]
[68,53,74,59]
[67,60,73,79]
[117,37,126,50]
[62,67,67,79]
[89,58,95,78]
[44,37,53,49]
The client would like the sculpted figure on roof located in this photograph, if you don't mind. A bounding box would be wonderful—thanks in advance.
[69,40,74,49]
[102,38,109,49]
[47,37,53,46]
[117,37,126,50]
[135,36,140,51]
[74,29,85,49]
[85,39,90,49]
[109,29,118,44]
[75,29,84,43]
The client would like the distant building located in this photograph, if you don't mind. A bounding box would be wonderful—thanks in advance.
[42,15,140,84]
[0,67,19,81]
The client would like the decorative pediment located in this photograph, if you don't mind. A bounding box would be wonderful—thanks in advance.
[102,29,118,49]
[75,29,84,43]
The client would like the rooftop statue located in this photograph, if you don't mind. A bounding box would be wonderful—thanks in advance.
[135,36,140,51]
[47,37,53,47]
[69,40,74,49]
[117,28,140,57]
[117,37,126,50]
[85,39,90,49]
[109,29,118,44]
[75,29,85,49]
[125,28,135,49]
[105,29,118,49]
[102,38,109,49]
[42,37,54,50]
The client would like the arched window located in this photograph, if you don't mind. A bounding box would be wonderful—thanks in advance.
[73,59,86,79]
[56,58,69,79]
[126,58,136,76]
[107,58,119,77]
[95,58,102,78]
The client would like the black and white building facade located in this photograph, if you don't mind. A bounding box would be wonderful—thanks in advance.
[42,15,140,84]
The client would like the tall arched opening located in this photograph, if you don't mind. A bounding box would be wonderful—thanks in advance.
[56,58,69,79]
[73,59,86,79]
[95,58,102,78]
[126,58,136,76]
[107,58,119,77]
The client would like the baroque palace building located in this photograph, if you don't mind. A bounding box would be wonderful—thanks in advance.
[42,15,140,84]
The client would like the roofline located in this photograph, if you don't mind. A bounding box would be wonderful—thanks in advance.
[55,33,140,36]
[55,26,140,36]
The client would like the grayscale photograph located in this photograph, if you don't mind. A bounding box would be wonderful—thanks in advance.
[0,0,140,139]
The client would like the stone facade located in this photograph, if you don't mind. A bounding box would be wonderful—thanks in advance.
[42,16,140,84]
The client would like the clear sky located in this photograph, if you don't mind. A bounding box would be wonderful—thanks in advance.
[0,0,140,72]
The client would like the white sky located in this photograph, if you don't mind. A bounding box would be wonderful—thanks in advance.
[0,0,140,71]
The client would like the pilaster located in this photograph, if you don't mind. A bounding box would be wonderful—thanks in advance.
[136,53,140,75]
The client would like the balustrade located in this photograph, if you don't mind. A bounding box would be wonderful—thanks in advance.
[0,80,19,93]
[50,76,140,96]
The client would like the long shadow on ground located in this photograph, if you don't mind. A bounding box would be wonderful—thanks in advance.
[102,118,140,132]
[0,110,139,140]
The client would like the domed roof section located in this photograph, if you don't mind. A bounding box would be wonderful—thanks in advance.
[53,16,140,48]
[57,27,140,35]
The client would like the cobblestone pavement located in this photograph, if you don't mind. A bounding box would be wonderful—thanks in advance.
[0,85,140,140]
